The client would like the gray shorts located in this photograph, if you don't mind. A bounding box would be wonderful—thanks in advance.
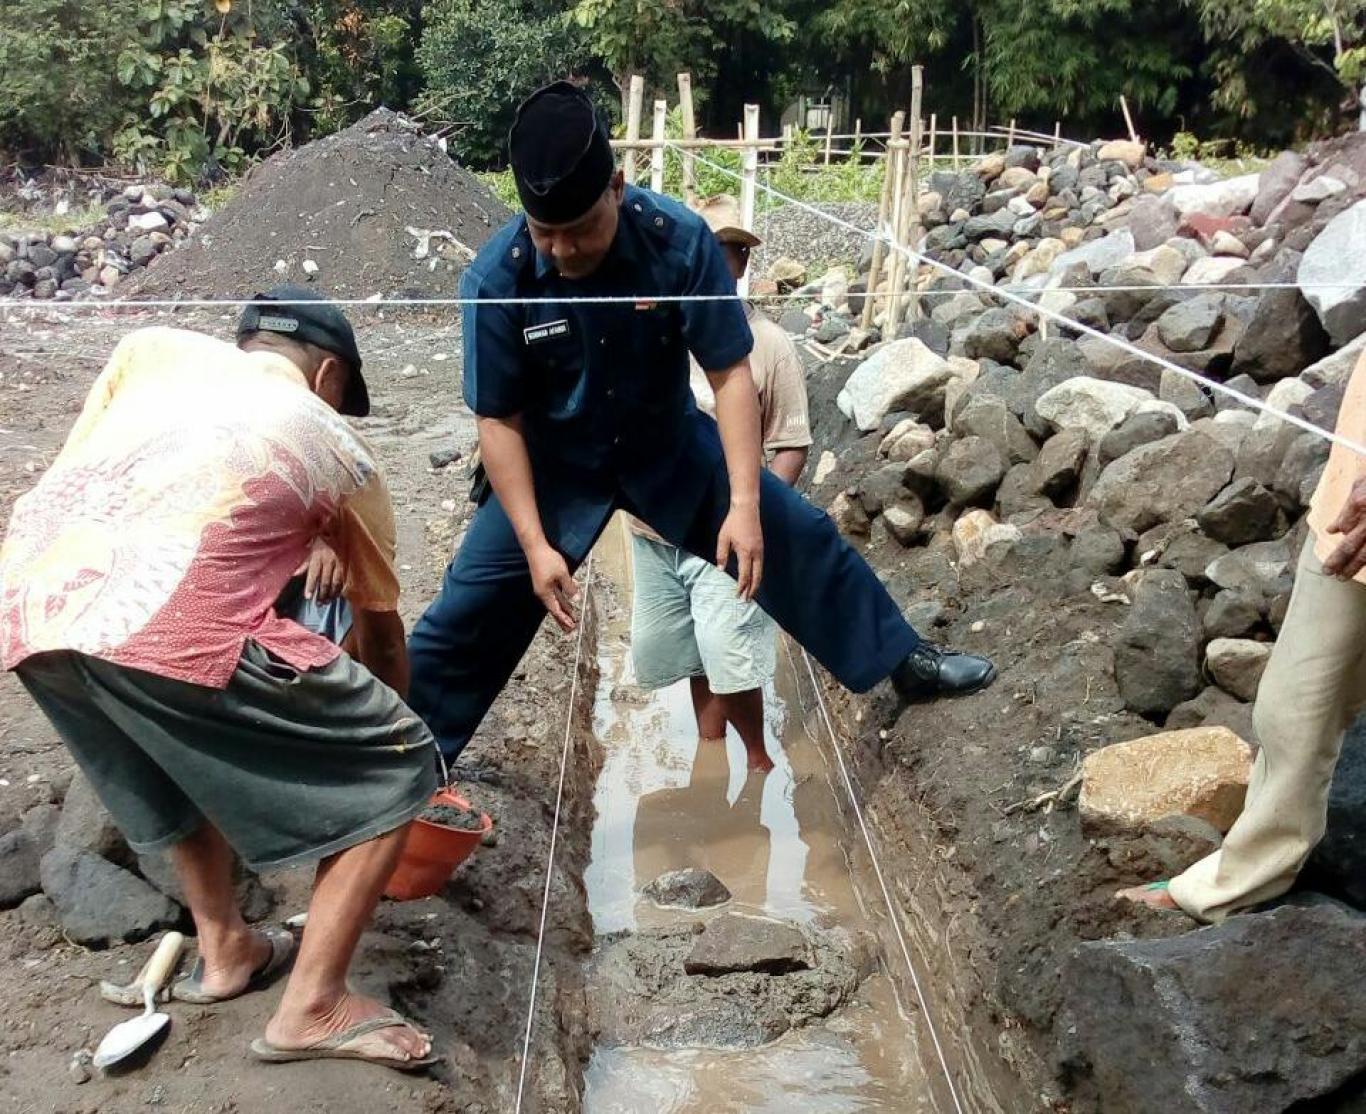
[630,532,777,694]
[16,642,437,871]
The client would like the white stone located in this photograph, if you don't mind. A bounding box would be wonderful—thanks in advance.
[1168,173,1261,220]
[1129,244,1189,287]
[1183,256,1247,286]
[129,211,169,232]
[836,339,957,433]
[812,450,838,486]
[1292,175,1347,204]
[1035,376,1156,439]
[821,266,850,312]
[1254,378,1314,432]
[1302,332,1366,389]
[1299,199,1366,346]
[878,418,936,462]
[1049,228,1136,280]
[302,259,319,276]
[1209,230,1249,259]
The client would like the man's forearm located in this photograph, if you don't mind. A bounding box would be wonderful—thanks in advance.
[708,361,763,507]
[769,447,808,487]
[477,414,548,553]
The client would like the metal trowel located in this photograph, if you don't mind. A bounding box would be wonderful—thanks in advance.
[93,931,184,1071]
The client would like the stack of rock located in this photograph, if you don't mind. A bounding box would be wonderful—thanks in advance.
[0,183,204,301]
[814,133,1366,735]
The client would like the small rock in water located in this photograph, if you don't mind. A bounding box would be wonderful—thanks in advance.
[643,868,731,910]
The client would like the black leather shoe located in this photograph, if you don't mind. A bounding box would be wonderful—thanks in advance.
[890,643,997,704]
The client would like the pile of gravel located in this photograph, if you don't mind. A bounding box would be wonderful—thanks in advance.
[751,201,878,272]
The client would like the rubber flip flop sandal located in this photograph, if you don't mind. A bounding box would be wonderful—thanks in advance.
[172,927,296,1004]
[248,1009,441,1072]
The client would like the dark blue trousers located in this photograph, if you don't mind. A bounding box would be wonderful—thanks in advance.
[407,468,920,761]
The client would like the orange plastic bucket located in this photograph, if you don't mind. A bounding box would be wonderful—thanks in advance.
[384,788,493,901]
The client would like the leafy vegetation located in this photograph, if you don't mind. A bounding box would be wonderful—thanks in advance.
[1,0,1364,181]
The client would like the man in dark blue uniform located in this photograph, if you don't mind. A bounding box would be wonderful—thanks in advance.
[408,82,995,761]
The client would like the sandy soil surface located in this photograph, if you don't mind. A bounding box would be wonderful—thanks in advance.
[0,305,599,1114]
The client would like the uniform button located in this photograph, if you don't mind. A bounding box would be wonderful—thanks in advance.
[606,388,615,398]
[654,217,665,227]
[600,337,607,346]
[511,246,522,259]
[613,436,621,445]
[633,203,643,212]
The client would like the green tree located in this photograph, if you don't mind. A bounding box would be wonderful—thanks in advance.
[300,1,425,133]
[417,0,593,167]
[1191,0,1366,127]
[570,0,799,105]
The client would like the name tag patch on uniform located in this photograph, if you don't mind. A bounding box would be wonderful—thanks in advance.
[523,319,571,344]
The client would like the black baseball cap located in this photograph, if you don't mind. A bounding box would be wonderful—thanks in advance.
[509,81,614,224]
[237,284,369,417]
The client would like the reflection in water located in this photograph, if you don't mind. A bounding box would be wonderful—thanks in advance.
[582,518,935,1113]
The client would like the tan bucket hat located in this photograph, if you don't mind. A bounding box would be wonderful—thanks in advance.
[690,194,762,248]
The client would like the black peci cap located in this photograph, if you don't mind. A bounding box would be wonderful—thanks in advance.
[509,81,614,224]
[237,284,369,417]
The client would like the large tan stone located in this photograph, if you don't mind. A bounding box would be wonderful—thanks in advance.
[952,509,1021,567]
[1099,139,1146,169]
[1079,726,1254,836]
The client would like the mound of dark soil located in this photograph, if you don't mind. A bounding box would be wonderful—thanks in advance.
[133,109,509,300]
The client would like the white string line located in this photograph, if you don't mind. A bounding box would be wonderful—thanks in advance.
[2,280,1366,315]
[514,550,595,1114]
[780,637,967,1114]
[677,142,1366,462]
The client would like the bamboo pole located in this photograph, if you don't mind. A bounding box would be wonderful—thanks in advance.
[649,99,667,194]
[677,73,697,203]
[824,125,834,165]
[861,110,904,331]
[952,115,960,170]
[1120,95,1139,143]
[1007,117,1017,148]
[928,113,937,170]
[739,104,759,298]
[623,75,644,185]
[889,66,925,329]
[1053,120,1062,150]
[853,117,862,150]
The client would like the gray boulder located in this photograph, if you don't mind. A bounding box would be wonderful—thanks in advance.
[1115,569,1202,716]
[936,437,1006,507]
[1097,410,1181,468]
[1059,900,1366,1114]
[1089,431,1235,535]
[1128,195,1179,251]
[1049,228,1136,279]
[1139,520,1230,586]
[1205,540,1294,605]
[1196,478,1283,546]
[1298,198,1366,345]
[684,912,811,976]
[1230,287,1330,384]
[1275,432,1330,510]
[962,308,1032,364]
[857,461,911,516]
[39,845,180,947]
[1032,427,1089,500]
[964,208,1020,242]
[643,868,732,910]
[56,771,133,868]
[0,830,42,909]
[951,393,1038,465]
[1160,367,1215,421]
[1205,637,1271,702]
[1307,719,1366,907]
[1155,295,1225,353]
[1167,686,1257,744]
[837,339,956,431]
[1202,590,1263,640]
[882,497,926,545]
[1250,150,1307,224]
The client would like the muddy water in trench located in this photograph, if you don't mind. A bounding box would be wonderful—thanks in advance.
[581,517,952,1113]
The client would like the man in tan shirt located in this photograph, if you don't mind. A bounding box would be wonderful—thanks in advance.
[629,195,811,771]
[1121,349,1366,920]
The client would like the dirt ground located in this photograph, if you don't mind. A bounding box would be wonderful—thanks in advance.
[0,306,599,1114]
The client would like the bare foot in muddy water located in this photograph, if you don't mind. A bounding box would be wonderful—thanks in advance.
[1115,883,1182,912]
[265,990,433,1063]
